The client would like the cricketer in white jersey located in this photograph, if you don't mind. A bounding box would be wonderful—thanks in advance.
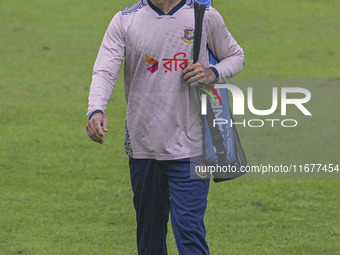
[87,0,244,160]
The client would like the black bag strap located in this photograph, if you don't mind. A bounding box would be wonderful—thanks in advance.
[193,1,206,63]
[193,1,227,164]
[205,97,227,163]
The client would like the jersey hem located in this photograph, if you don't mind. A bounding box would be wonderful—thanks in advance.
[125,149,202,160]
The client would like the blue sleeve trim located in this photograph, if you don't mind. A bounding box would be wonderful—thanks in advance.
[209,67,219,79]
[88,110,104,120]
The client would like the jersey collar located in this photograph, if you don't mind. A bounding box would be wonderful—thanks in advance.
[147,0,186,16]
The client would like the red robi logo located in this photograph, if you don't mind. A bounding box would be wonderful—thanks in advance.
[145,52,188,73]
[145,55,159,73]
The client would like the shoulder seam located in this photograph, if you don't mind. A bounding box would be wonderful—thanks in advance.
[122,0,147,16]
[186,0,195,8]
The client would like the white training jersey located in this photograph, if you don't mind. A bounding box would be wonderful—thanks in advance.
[87,0,244,160]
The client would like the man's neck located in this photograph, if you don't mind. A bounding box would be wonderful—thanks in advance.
[150,0,183,14]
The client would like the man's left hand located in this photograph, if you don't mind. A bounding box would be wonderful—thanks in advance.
[182,60,217,86]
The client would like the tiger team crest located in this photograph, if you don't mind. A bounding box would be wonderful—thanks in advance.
[195,163,208,178]
[181,27,195,44]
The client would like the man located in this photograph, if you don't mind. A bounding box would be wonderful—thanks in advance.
[86,0,244,254]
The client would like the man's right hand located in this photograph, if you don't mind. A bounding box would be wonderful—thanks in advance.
[86,113,109,144]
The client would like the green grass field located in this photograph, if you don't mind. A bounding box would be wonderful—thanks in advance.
[0,0,339,254]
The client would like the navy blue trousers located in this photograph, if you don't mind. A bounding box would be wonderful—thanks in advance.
[129,156,210,255]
